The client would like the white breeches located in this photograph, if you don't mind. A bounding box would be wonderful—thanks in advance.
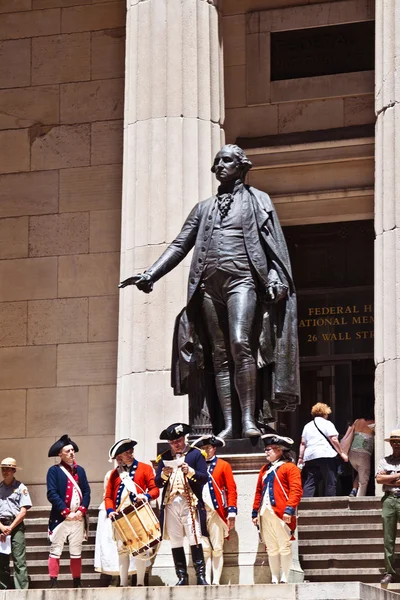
[259,508,292,557]
[201,511,226,558]
[164,495,201,548]
[49,520,85,558]
[119,552,147,586]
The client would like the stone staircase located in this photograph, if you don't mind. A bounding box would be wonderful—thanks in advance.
[22,507,104,589]
[298,496,391,585]
[13,498,398,589]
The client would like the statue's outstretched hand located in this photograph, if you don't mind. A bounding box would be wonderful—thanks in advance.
[119,272,154,293]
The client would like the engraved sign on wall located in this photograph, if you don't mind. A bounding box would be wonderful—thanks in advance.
[297,288,373,357]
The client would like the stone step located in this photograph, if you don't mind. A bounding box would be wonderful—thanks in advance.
[27,572,108,589]
[7,582,400,599]
[298,522,384,539]
[304,567,384,583]
[300,553,385,570]
[25,518,98,532]
[25,531,96,542]
[299,537,383,553]
[20,559,96,575]
[298,509,382,525]
[299,497,382,511]
[26,544,94,557]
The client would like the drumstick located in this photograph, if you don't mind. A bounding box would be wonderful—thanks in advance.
[183,473,199,546]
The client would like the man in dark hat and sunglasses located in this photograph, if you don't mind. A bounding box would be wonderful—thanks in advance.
[155,423,208,585]
[376,429,400,586]
[46,434,90,588]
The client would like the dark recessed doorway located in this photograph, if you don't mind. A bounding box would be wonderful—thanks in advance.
[279,220,375,495]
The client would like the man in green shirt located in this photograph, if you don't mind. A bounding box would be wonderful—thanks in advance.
[0,457,32,589]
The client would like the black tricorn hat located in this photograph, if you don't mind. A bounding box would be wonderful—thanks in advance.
[48,434,79,458]
[261,434,294,449]
[159,423,192,441]
[192,435,225,448]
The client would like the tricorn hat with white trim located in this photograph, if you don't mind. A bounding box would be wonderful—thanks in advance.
[261,434,294,449]
[108,438,137,461]
[159,423,192,441]
[192,435,225,448]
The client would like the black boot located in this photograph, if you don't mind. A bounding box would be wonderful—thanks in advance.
[73,578,82,588]
[171,547,188,585]
[49,577,58,589]
[190,545,208,585]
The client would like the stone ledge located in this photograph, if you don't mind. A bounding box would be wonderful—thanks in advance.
[1,582,398,600]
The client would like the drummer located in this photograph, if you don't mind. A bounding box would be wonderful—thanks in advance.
[155,423,208,586]
[104,438,159,587]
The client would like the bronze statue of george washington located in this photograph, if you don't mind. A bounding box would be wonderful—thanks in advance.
[120,144,300,439]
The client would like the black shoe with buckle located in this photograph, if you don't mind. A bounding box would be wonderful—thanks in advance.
[73,578,82,588]
[50,577,58,588]
[381,573,394,585]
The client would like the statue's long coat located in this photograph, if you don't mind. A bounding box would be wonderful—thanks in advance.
[147,185,300,428]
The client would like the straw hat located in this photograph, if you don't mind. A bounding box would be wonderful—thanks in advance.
[0,457,22,470]
[384,429,400,442]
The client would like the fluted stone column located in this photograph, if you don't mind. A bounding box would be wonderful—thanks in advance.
[117,0,224,459]
[374,0,400,465]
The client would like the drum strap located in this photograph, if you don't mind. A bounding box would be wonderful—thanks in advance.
[116,460,139,509]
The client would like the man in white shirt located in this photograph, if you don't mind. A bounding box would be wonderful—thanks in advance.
[298,403,347,497]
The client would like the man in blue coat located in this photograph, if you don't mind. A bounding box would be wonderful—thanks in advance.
[46,435,90,588]
[155,423,208,585]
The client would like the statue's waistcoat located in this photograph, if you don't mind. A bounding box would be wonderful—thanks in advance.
[187,188,271,305]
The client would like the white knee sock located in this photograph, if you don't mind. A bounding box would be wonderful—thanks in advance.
[119,553,129,587]
[268,554,281,584]
[205,554,212,584]
[212,554,223,585]
[280,551,293,583]
[136,557,146,586]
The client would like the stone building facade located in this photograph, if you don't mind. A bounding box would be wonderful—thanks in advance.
[0,0,396,513]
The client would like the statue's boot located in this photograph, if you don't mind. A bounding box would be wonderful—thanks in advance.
[216,396,234,439]
[240,396,261,438]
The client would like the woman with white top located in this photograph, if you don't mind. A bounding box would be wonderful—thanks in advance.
[297,403,348,497]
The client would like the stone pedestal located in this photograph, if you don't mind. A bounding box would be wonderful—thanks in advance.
[374,0,400,466]
[116,0,224,459]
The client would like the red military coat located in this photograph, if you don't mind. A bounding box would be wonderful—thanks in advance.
[104,460,159,514]
[252,461,302,532]
[206,456,238,529]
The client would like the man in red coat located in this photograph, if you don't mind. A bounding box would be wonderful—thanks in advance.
[193,436,237,585]
[104,439,159,586]
[252,434,302,584]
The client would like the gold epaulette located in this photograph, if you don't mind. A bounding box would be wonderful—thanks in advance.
[189,446,208,460]
[155,450,169,464]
